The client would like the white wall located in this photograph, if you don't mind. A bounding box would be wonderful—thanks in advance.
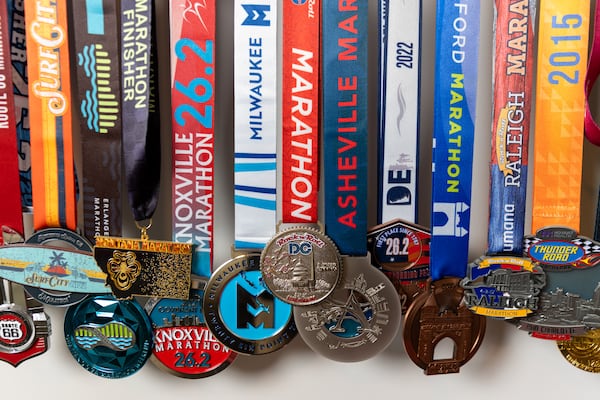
[3,1,600,398]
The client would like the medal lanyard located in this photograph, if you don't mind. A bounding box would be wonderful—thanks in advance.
[487,0,535,256]
[531,0,589,234]
[121,0,160,228]
[0,1,24,243]
[430,0,481,281]
[233,0,278,250]
[170,0,216,277]
[377,0,421,225]
[70,0,122,242]
[322,0,368,256]
[281,0,320,224]
[25,0,77,231]
[585,2,600,146]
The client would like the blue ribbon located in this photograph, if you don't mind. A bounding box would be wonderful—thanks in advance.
[322,0,368,256]
[430,0,480,280]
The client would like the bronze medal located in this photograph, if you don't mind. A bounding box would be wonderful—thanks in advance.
[403,277,486,375]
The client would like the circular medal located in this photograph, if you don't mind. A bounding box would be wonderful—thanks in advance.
[293,259,401,362]
[403,278,486,375]
[146,287,237,378]
[517,227,600,339]
[557,330,600,373]
[64,295,153,378]
[0,304,36,353]
[203,254,297,355]
[24,228,91,306]
[261,227,342,305]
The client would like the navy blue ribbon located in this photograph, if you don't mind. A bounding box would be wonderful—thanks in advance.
[430,0,480,280]
[322,0,368,256]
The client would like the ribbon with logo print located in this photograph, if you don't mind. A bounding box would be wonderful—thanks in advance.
[517,0,594,341]
[281,0,320,224]
[584,2,600,146]
[0,1,23,243]
[70,0,122,242]
[8,0,32,211]
[171,0,216,278]
[402,0,486,376]
[25,0,77,232]
[233,0,278,250]
[460,0,543,319]
[322,0,368,256]
[377,0,421,224]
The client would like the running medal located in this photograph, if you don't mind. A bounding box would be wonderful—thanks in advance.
[556,191,600,372]
[64,295,153,378]
[261,0,332,307]
[403,0,486,374]
[515,0,594,340]
[369,0,429,314]
[23,0,93,307]
[202,0,295,356]
[367,220,430,313]
[293,0,400,363]
[261,226,342,306]
[204,253,296,356]
[461,0,544,319]
[143,0,236,378]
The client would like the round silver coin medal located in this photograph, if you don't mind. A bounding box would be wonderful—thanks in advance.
[293,260,401,362]
[261,227,342,305]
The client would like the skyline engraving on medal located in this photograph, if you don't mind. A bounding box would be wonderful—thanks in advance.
[261,227,342,305]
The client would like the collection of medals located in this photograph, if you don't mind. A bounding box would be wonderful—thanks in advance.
[0,0,600,380]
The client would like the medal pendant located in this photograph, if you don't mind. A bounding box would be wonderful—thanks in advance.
[367,219,430,313]
[145,277,236,378]
[293,259,401,362]
[261,225,342,305]
[203,253,297,355]
[64,295,153,378]
[403,277,486,375]
[94,234,192,300]
[517,227,600,340]
[557,329,600,373]
[461,255,545,319]
[0,279,51,366]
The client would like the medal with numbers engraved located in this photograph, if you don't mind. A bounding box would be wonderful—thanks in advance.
[0,278,51,367]
[293,259,401,362]
[261,226,342,306]
[367,219,430,313]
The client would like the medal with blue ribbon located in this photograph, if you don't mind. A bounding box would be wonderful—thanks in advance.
[403,0,486,375]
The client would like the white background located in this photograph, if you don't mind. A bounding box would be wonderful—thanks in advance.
[3,0,600,398]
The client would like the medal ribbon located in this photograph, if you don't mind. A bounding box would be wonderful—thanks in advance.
[430,0,480,281]
[531,0,590,233]
[487,0,535,255]
[25,0,77,231]
[7,0,31,211]
[377,0,421,224]
[584,3,600,146]
[170,0,216,277]
[322,0,368,256]
[71,0,122,242]
[281,0,320,224]
[233,0,278,249]
[0,2,23,242]
[121,0,160,223]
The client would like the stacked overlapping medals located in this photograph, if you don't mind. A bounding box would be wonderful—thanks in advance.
[1,0,600,381]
